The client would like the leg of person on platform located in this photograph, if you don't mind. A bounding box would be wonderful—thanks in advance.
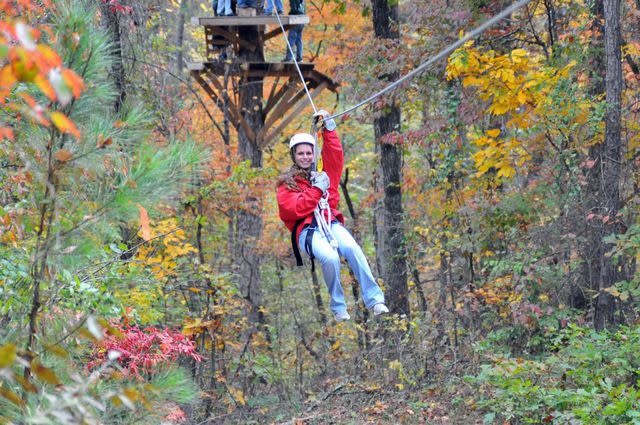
[294,25,303,61]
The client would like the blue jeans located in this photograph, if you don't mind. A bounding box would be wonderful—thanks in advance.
[263,0,283,13]
[284,25,303,61]
[237,0,256,6]
[299,222,385,314]
[217,0,232,15]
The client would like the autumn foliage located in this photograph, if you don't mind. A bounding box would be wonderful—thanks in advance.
[0,0,85,140]
[88,321,203,379]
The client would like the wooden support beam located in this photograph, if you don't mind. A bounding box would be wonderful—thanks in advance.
[264,79,295,116]
[265,74,281,110]
[206,71,257,143]
[208,26,256,52]
[259,81,328,147]
[191,71,239,129]
[264,26,293,41]
[261,83,302,132]
[203,70,256,143]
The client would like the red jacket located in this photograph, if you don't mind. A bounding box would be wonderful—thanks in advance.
[277,129,345,245]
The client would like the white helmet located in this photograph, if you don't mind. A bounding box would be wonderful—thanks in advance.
[289,133,315,150]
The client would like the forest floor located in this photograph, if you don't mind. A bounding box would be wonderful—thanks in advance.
[204,376,484,424]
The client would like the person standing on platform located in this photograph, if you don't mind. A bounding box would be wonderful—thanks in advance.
[283,0,304,62]
[217,0,234,16]
[263,0,283,15]
[237,0,257,9]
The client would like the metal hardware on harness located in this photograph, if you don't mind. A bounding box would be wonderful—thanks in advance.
[314,192,339,250]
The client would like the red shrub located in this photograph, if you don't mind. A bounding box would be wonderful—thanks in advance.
[88,321,203,379]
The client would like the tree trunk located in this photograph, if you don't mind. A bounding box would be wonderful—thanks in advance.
[174,0,188,73]
[99,2,126,112]
[592,0,623,330]
[371,0,409,316]
[235,25,266,329]
[576,0,606,311]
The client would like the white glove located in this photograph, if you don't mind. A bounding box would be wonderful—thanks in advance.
[314,109,337,132]
[311,171,330,193]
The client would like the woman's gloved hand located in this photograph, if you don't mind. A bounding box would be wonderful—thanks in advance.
[313,109,337,132]
[310,171,330,193]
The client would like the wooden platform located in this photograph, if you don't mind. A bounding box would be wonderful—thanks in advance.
[192,16,310,27]
[189,15,339,149]
[195,15,311,59]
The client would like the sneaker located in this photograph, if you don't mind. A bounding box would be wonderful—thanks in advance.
[372,303,389,316]
[334,311,351,322]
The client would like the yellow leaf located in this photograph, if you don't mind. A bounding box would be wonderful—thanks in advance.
[96,134,113,149]
[34,74,56,100]
[0,344,17,368]
[0,387,24,406]
[32,361,62,385]
[229,387,246,406]
[511,48,528,58]
[486,129,501,138]
[14,374,38,393]
[50,111,80,138]
[36,45,62,68]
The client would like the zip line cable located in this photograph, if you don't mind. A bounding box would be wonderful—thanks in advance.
[269,0,533,123]
[325,0,533,121]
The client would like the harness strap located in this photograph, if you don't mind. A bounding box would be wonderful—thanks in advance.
[304,226,315,272]
[291,219,305,267]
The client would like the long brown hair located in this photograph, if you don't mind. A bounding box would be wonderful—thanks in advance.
[277,164,310,191]
[277,147,311,191]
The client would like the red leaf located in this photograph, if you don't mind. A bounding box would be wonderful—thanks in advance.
[0,127,14,141]
[61,69,85,98]
[96,134,112,149]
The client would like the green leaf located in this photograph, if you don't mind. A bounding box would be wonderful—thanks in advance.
[483,412,496,424]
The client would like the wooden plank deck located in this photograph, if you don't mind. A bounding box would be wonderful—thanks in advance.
[192,15,310,27]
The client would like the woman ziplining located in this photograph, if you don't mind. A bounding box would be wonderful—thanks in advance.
[276,110,389,322]
[270,0,533,321]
